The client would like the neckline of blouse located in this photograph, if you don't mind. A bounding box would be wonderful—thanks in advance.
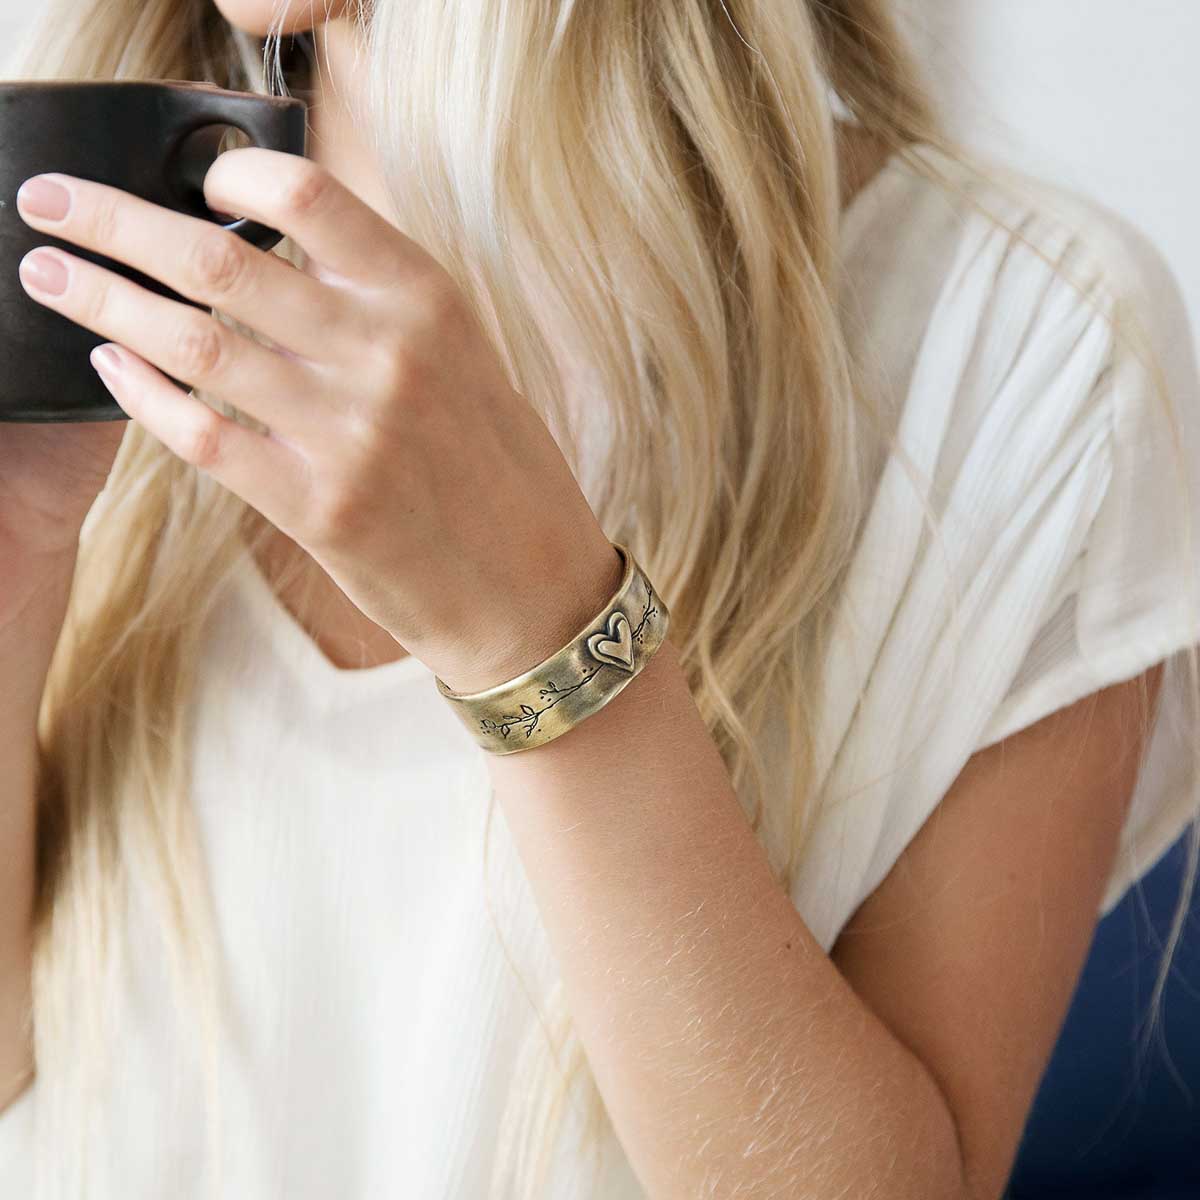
[230,544,432,697]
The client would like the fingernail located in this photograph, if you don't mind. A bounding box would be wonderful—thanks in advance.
[19,250,69,296]
[17,176,71,221]
[90,344,122,379]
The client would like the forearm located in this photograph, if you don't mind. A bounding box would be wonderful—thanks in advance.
[485,635,968,1199]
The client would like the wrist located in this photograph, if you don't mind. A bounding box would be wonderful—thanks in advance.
[416,538,626,695]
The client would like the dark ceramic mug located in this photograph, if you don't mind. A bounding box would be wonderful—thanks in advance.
[0,80,308,422]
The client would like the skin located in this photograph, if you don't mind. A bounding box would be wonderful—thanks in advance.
[8,3,1170,1195]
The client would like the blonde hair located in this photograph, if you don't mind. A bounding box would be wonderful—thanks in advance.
[9,1,1198,1196]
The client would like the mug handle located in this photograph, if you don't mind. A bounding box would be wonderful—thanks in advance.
[161,85,309,250]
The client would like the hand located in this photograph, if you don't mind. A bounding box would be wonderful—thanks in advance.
[14,150,623,692]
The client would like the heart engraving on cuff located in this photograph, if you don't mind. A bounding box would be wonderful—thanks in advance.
[586,610,635,672]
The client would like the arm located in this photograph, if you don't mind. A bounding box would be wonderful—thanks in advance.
[11,154,1161,1186]
[0,543,80,1113]
[485,578,1164,1200]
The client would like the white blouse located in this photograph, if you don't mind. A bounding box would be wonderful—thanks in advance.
[2,141,1198,1197]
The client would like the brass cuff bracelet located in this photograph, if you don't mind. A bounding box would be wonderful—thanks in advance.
[434,541,670,755]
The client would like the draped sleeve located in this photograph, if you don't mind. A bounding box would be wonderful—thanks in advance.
[787,172,1200,951]
[969,198,1200,917]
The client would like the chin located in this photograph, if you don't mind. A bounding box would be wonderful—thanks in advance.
[211,0,356,37]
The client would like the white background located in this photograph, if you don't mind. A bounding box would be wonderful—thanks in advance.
[3,0,1199,384]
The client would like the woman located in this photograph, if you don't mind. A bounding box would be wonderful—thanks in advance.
[1,1,1197,1196]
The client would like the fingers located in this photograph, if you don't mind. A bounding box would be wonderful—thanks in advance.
[88,342,310,531]
[200,147,433,290]
[18,245,324,436]
[15,171,350,361]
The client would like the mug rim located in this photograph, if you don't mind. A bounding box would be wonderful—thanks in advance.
[0,79,301,105]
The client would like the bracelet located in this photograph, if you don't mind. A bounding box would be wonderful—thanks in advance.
[434,541,670,755]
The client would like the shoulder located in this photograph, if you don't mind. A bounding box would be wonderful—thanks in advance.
[889,141,1187,359]
[914,144,1200,538]
[838,140,1187,454]
[883,144,1199,600]
[850,139,1198,481]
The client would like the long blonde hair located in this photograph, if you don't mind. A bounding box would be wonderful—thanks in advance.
[11,1,1198,1197]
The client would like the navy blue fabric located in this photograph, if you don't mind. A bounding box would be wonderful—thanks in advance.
[1006,828,1200,1197]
